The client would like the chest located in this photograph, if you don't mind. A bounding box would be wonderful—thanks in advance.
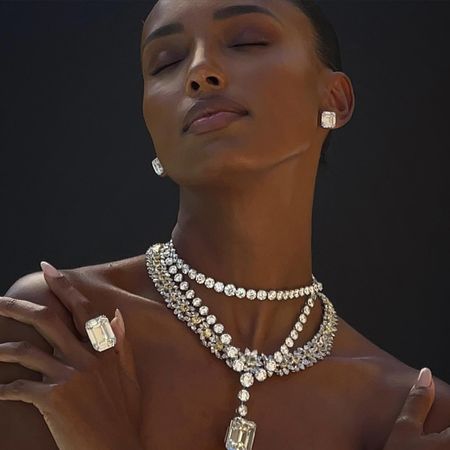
[132,319,366,450]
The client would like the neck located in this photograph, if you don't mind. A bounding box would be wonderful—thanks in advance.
[170,153,324,352]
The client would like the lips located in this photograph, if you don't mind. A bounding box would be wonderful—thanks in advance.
[183,96,248,133]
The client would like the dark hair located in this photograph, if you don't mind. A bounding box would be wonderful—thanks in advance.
[285,0,342,166]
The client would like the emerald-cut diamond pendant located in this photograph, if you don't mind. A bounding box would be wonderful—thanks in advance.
[224,416,256,450]
[85,315,116,352]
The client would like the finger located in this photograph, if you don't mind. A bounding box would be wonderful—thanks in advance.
[0,378,52,410]
[393,367,435,436]
[40,261,103,341]
[110,309,141,428]
[0,296,92,368]
[0,341,73,381]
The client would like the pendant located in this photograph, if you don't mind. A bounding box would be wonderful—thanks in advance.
[224,416,257,450]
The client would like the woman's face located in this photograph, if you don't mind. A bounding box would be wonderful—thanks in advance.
[141,0,331,187]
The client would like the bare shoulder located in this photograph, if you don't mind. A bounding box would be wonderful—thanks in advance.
[334,320,450,449]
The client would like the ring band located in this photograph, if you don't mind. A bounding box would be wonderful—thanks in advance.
[85,314,117,352]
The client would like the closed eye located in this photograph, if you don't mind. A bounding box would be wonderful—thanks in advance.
[231,42,268,48]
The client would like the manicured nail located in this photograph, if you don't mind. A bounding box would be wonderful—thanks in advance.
[416,367,432,388]
[40,261,63,278]
[115,308,125,334]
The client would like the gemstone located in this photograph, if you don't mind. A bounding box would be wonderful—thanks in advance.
[276,292,283,301]
[238,404,248,417]
[186,290,195,299]
[213,323,224,334]
[214,282,225,293]
[224,284,236,296]
[280,345,289,354]
[238,389,250,402]
[233,360,244,372]
[224,417,256,450]
[294,289,300,298]
[180,281,189,290]
[246,290,256,300]
[205,278,215,288]
[304,305,311,315]
[193,298,202,307]
[290,330,298,340]
[188,269,197,279]
[285,337,294,348]
[240,372,254,388]
[196,273,206,284]
[308,298,314,307]
[164,258,173,266]
[85,315,117,352]
[274,351,283,363]
[268,290,277,300]
[221,334,232,344]
[174,273,183,282]
[282,291,289,300]
[300,288,304,296]
[236,288,246,298]
[265,359,276,372]
[182,264,189,274]
[289,290,295,299]
[169,265,178,274]
[300,314,307,323]
[255,368,267,381]
[199,305,209,315]
[256,290,267,300]
[227,346,238,358]
[206,315,217,325]
[295,322,303,332]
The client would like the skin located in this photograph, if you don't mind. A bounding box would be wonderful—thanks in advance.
[0,0,449,449]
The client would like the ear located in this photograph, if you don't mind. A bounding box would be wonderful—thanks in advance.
[321,71,355,130]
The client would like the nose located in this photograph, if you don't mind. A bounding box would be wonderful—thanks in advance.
[184,42,226,95]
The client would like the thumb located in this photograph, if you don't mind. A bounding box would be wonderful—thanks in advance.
[394,367,435,436]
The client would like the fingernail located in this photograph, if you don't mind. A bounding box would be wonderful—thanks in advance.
[40,261,63,278]
[115,308,126,334]
[416,367,432,388]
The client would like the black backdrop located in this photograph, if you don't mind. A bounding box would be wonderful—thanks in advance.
[1,1,449,382]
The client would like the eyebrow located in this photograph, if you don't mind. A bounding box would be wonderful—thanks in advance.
[141,4,281,52]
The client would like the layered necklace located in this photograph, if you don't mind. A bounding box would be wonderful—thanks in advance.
[145,240,338,450]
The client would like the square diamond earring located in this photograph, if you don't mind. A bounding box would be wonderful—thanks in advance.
[320,111,337,129]
[152,157,166,177]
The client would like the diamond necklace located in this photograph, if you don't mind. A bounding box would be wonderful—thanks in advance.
[145,241,338,450]
[166,238,323,301]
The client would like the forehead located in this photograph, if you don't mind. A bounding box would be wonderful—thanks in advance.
[142,0,314,42]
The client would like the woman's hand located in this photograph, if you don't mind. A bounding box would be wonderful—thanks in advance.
[0,261,142,450]
[383,368,450,450]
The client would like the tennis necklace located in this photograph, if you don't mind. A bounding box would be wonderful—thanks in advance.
[145,241,338,450]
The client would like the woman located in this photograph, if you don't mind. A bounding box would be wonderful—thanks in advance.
[0,0,449,449]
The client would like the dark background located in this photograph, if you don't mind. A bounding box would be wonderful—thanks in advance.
[1,1,449,381]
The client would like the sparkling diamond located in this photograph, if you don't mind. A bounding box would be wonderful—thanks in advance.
[265,359,277,372]
[199,305,209,315]
[213,323,224,334]
[206,315,217,325]
[257,290,267,300]
[246,289,256,300]
[282,291,289,300]
[255,368,267,381]
[285,337,294,348]
[240,372,254,388]
[294,289,300,298]
[164,258,173,266]
[274,351,283,363]
[205,278,215,288]
[221,333,232,344]
[85,315,116,352]
[289,290,295,299]
[304,305,311,315]
[268,290,277,300]
[169,265,178,274]
[225,417,256,450]
[295,322,303,332]
[290,330,298,340]
[180,281,189,290]
[193,298,202,307]
[224,284,236,296]
[196,273,206,284]
[276,292,283,300]
[214,282,224,293]
[233,360,244,372]
[238,404,248,417]
[280,344,289,354]
[174,273,183,282]
[300,288,304,296]
[186,290,195,299]
[236,288,246,298]
[308,298,314,307]
[188,269,197,279]
[305,287,310,295]
[182,264,189,274]
[238,389,250,402]
[227,346,238,358]
[300,314,307,323]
